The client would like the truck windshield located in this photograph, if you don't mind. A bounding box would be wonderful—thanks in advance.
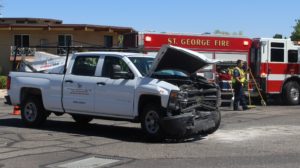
[129,57,154,76]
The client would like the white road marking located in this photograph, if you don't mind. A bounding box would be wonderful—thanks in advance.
[50,156,120,168]
[209,125,300,142]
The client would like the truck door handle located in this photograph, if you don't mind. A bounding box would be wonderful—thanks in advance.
[65,80,73,83]
[97,82,106,86]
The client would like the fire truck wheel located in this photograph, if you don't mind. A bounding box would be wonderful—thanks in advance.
[282,81,300,105]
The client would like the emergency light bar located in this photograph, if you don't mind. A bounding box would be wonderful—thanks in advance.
[243,41,249,46]
[145,36,152,42]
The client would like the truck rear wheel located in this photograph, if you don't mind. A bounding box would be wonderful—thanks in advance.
[21,97,48,127]
[71,114,93,125]
[141,104,164,140]
[282,81,300,105]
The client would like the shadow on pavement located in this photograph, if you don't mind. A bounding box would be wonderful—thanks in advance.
[0,117,205,143]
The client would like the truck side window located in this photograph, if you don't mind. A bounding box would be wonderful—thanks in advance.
[102,56,131,78]
[288,50,298,63]
[270,42,284,62]
[72,56,99,76]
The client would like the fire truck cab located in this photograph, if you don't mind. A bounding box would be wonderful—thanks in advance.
[250,38,300,105]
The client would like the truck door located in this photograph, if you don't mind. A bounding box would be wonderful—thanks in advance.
[249,41,266,94]
[266,41,286,93]
[63,55,100,114]
[94,56,136,117]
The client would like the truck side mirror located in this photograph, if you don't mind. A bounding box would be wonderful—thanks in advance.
[112,65,134,79]
[112,65,122,73]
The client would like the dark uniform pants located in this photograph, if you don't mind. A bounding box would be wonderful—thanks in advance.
[233,83,247,110]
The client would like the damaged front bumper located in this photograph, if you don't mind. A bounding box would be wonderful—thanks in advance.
[160,111,216,138]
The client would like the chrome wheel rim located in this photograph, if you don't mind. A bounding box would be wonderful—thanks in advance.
[290,87,299,101]
[145,110,160,134]
[24,102,37,122]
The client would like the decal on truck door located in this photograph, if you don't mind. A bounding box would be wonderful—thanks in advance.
[63,55,100,113]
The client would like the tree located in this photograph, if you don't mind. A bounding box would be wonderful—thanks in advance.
[273,34,283,39]
[290,19,300,41]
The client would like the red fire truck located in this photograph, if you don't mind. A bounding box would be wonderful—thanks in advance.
[250,38,300,105]
[123,32,300,105]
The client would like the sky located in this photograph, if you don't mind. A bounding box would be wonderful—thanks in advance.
[1,0,299,38]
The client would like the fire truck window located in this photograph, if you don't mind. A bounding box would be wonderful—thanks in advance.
[270,42,284,62]
[271,48,284,62]
[288,50,298,63]
[271,42,284,48]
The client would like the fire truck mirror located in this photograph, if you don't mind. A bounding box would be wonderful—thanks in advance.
[260,41,267,54]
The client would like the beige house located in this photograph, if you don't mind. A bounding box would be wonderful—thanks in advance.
[0,18,135,75]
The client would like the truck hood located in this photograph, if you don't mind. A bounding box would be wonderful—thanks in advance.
[148,45,219,76]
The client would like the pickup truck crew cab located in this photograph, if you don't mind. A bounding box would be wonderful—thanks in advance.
[6,45,221,139]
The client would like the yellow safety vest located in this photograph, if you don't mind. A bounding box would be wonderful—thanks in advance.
[231,67,246,85]
[228,68,234,80]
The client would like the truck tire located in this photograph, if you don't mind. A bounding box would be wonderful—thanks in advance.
[141,104,164,140]
[282,81,300,105]
[71,114,93,125]
[202,110,221,135]
[21,97,48,127]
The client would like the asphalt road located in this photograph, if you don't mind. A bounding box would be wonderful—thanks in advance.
[0,99,300,168]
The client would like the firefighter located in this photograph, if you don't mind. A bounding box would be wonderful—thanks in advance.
[232,60,248,111]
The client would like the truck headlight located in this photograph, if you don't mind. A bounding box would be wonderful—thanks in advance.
[168,90,180,110]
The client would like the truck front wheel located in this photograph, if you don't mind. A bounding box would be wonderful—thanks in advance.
[21,97,48,127]
[282,81,300,105]
[141,104,164,140]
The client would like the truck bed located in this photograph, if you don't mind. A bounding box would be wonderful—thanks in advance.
[8,72,64,112]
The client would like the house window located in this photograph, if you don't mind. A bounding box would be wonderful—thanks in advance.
[58,35,72,46]
[57,35,72,55]
[104,35,113,48]
[14,35,29,47]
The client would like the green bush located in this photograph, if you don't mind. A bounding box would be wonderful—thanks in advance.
[0,76,7,89]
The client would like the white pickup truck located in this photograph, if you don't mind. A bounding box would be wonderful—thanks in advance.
[5,45,221,139]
